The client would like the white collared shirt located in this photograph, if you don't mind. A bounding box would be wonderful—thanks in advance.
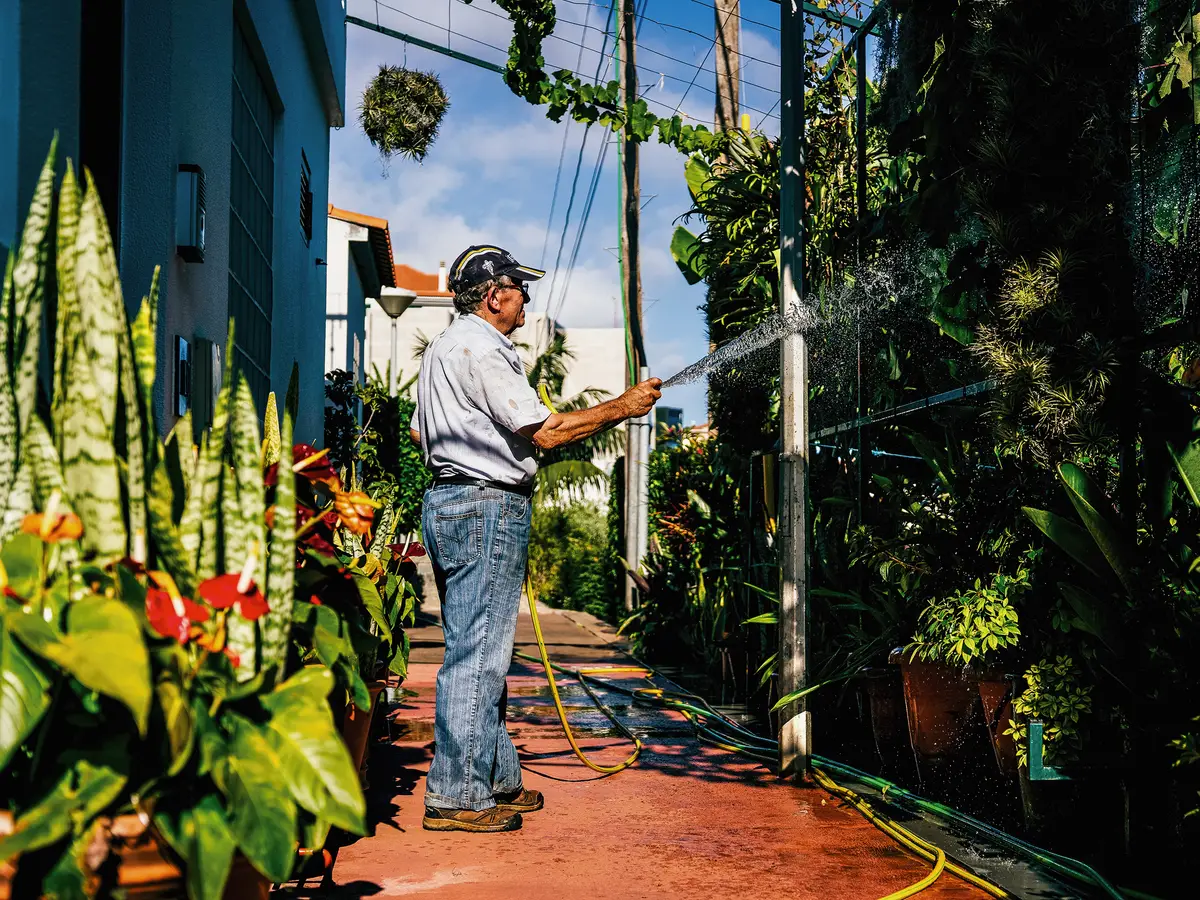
[411,314,551,486]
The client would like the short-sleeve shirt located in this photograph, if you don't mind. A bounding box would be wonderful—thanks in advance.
[411,314,551,486]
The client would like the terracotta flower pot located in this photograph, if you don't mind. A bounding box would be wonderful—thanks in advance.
[975,675,1018,779]
[111,815,270,900]
[861,666,913,776]
[340,681,387,782]
[0,811,15,900]
[891,649,977,759]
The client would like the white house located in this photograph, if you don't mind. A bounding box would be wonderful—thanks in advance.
[366,261,629,415]
[325,205,395,383]
[0,0,347,444]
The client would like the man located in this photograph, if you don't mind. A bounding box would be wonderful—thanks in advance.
[410,245,662,833]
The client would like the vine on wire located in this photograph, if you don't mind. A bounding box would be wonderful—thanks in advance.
[461,0,716,153]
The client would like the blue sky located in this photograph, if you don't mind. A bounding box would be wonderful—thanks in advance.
[332,0,786,425]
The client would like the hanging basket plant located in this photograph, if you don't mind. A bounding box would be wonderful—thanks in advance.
[359,65,450,162]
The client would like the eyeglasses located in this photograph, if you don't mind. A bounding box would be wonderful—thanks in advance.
[503,281,530,304]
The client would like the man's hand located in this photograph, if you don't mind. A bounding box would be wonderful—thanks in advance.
[519,377,664,451]
[620,378,663,418]
[409,428,421,446]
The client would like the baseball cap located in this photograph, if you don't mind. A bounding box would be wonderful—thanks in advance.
[447,245,546,294]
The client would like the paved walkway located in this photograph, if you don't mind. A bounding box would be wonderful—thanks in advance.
[321,598,988,900]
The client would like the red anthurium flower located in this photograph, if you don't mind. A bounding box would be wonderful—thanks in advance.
[21,511,83,543]
[291,444,340,489]
[145,588,207,643]
[197,574,270,621]
[389,540,427,561]
[197,574,242,609]
[309,594,322,606]
[223,647,241,669]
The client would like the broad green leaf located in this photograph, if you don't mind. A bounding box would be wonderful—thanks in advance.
[154,792,236,900]
[1057,582,1124,657]
[1022,506,1108,581]
[1056,463,1136,594]
[261,667,366,834]
[42,820,101,900]
[742,612,778,625]
[1169,440,1200,508]
[261,406,295,683]
[1,532,43,599]
[351,573,393,644]
[61,172,126,559]
[156,676,195,777]
[909,433,954,494]
[8,596,151,733]
[213,714,299,882]
[0,743,128,859]
[670,226,705,285]
[292,603,369,709]
[0,625,50,769]
[684,154,711,202]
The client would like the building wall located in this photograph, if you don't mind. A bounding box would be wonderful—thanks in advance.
[323,216,371,381]
[325,216,351,376]
[1,0,83,264]
[3,0,343,445]
[365,300,454,392]
[247,0,333,445]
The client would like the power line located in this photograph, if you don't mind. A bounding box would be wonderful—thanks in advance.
[535,0,602,311]
[371,0,781,122]
[670,0,737,119]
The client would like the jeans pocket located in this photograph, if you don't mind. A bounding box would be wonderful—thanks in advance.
[434,507,483,567]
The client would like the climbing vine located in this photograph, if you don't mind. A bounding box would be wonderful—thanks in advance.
[462,0,716,153]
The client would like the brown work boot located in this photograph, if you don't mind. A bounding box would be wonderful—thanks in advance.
[422,806,522,833]
[494,787,544,813]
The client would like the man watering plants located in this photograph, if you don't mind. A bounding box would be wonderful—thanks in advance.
[409,245,662,833]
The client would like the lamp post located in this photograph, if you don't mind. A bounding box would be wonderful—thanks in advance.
[377,287,416,392]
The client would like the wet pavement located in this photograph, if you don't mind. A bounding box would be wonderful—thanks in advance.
[312,595,991,900]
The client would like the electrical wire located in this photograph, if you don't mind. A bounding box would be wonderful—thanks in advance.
[375,0,781,121]
[534,0,603,311]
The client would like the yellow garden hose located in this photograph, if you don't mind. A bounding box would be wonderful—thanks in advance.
[525,383,1009,896]
[523,574,644,774]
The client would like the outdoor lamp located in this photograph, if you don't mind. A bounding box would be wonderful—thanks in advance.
[377,287,417,391]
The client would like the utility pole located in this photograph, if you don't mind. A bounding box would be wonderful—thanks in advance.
[714,0,740,133]
[778,0,811,776]
[618,0,648,613]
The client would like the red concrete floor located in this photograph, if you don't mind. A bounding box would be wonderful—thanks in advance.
[303,602,989,900]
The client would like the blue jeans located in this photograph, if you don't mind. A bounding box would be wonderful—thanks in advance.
[422,483,531,810]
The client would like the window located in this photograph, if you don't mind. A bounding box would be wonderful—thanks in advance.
[300,149,313,246]
[228,23,275,411]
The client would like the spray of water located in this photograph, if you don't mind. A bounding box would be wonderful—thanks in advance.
[661,304,819,388]
[660,251,918,391]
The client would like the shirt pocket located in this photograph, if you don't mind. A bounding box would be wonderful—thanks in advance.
[434,506,483,567]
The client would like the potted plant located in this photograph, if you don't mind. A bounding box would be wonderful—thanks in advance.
[0,146,366,899]
[901,560,1028,779]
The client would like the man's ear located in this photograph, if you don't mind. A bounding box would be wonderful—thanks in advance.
[485,287,502,313]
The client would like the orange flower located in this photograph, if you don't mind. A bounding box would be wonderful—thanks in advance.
[21,511,83,543]
[334,490,379,536]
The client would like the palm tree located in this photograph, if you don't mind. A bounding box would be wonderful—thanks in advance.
[523,331,622,503]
